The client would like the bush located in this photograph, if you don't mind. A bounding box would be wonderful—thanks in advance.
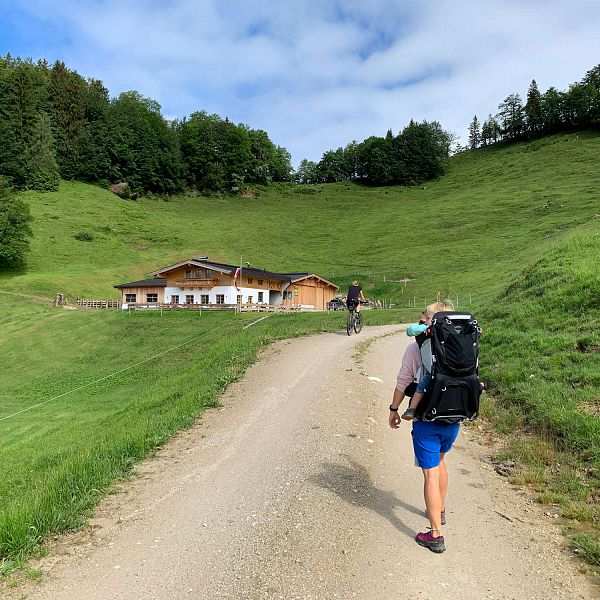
[74,231,94,242]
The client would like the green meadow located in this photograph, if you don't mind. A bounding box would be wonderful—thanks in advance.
[1,130,599,568]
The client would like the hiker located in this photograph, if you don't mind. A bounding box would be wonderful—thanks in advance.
[389,301,481,553]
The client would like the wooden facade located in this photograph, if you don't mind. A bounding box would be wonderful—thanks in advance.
[282,275,337,310]
[115,258,338,311]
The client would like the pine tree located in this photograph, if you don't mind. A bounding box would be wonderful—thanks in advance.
[480,118,491,146]
[525,80,543,136]
[541,87,564,133]
[5,63,38,186]
[497,94,525,140]
[49,61,87,179]
[25,112,60,191]
[78,79,111,182]
[468,115,481,149]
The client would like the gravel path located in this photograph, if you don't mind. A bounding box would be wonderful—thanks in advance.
[16,326,597,599]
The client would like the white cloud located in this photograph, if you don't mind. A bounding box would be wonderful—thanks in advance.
[7,0,600,164]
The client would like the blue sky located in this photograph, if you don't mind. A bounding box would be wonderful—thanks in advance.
[1,0,600,165]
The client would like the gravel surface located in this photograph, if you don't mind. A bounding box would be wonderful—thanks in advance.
[11,326,598,599]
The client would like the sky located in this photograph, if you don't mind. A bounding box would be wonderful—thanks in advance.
[1,0,599,165]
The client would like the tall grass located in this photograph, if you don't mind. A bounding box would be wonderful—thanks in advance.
[0,305,407,562]
[480,231,600,565]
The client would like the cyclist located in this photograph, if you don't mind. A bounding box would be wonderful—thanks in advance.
[346,280,366,313]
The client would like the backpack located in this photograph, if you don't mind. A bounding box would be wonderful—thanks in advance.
[414,311,482,424]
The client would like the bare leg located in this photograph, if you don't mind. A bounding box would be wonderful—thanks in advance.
[408,391,423,410]
[422,466,443,536]
[439,453,448,512]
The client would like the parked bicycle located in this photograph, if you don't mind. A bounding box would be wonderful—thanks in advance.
[346,304,363,335]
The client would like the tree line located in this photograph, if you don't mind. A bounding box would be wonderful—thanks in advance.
[0,54,293,194]
[296,120,452,186]
[467,64,600,150]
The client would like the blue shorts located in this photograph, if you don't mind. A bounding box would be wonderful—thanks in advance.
[412,421,460,469]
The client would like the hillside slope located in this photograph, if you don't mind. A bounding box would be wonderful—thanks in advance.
[1,130,599,304]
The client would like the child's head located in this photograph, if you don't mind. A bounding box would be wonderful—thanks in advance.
[352,280,359,286]
[420,300,454,324]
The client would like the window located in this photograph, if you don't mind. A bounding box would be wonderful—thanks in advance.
[258,292,264,303]
[248,296,253,304]
[201,294,209,304]
[185,270,192,278]
[237,295,243,304]
[205,269,212,278]
[216,294,225,304]
[125,293,136,303]
[171,295,179,304]
[247,277,253,284]
[257,279,263,285]
[194,269,202,278]
[147,293,158,303]
[283,291,293,300]
[186,295,194,304]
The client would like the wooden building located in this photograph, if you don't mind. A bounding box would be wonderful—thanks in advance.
[114,258,339,310]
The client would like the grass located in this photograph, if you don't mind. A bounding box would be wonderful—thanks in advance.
[479,230,600,567]
[1,130,598,307]
[0,300,406,563]
[1,129,600,567]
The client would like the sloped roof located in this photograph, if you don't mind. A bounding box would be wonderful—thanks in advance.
[287,273,339,288]
[114,278,167,289]
[144,258,339,290]
[150,259,231,276]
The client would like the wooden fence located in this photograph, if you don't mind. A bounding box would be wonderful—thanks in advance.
[76,298,121,309]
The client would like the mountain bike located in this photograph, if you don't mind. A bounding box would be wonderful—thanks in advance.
[346,305,363,335]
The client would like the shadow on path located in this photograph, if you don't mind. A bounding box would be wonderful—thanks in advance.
[312,455,421,540]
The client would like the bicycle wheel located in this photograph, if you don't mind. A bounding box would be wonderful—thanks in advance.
[354,311,363,334]
[346,311,354,335]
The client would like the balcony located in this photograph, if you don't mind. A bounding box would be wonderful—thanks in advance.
[174,278,218,289]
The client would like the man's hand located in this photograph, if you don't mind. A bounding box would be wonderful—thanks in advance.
[389,410,401,429]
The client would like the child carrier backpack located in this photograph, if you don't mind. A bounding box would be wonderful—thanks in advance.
[415,311,482,424]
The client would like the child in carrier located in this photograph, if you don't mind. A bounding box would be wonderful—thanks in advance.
[400,302,453,420]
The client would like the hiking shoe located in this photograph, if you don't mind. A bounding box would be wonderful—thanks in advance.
[401,407,416,421]
[416,530,446,553]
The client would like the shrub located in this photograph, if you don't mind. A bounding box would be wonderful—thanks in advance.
[74,231,94,242]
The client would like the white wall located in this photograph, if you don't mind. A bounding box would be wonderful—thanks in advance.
[164,285,270,304]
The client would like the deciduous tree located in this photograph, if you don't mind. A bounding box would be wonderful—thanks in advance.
[0,178,33,267]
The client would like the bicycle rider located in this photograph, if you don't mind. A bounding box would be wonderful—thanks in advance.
[346,280,366,313]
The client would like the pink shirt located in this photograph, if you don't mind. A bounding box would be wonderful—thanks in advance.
[396,341,422,391]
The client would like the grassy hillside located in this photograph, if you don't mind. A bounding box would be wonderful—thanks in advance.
[1,130,600,573]
[2,130,598,305]
[481,230,600,565]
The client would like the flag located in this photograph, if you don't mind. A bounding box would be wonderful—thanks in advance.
[234,267,241,291]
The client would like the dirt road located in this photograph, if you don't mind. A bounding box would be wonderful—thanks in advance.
[22,326,596,599]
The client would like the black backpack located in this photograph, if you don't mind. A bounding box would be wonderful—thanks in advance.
[415,311,482,424]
